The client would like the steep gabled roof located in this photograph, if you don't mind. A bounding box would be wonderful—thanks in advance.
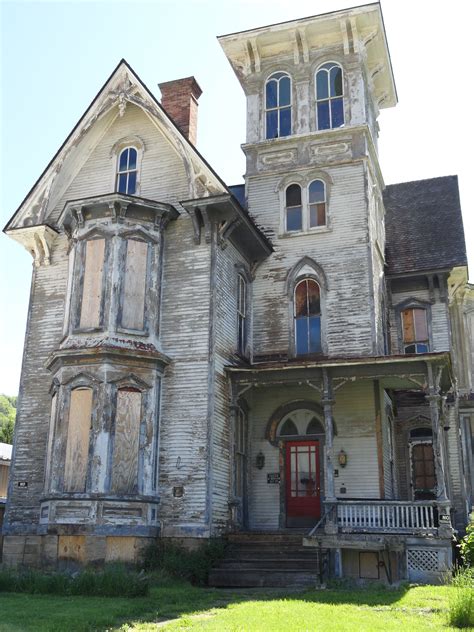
[3,59,232,232]
[384,175,468,275]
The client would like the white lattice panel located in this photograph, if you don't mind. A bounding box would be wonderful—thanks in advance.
[407,548,439,572]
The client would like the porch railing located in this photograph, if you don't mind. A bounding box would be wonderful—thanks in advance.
[335,500,438,533]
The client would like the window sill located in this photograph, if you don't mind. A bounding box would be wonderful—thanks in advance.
[278,226,332,238]
[117,326,149,337]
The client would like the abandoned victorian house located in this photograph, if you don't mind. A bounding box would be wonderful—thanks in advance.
[2,3,474,585]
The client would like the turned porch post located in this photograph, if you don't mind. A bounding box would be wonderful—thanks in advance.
[322,368,336,502]
[426,363,449,504]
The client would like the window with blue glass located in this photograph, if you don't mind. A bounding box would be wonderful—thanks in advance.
[402,308,429,354]
[294,279,321,355]
[308,180,326,227]
[265,72,292,139]
[116,147,138,195]
[316,62,344,130]
[286,184,302,232]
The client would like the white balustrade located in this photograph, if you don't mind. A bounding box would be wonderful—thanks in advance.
[335,500,437,532]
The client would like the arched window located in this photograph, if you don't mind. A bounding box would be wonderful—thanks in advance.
[316,62,344,130]
[265,72,291,139]
[294,279,321,355]
[286,184,302,232]
[308,180,326,227]
[280,418,298,436]
[116,147,138,195]
[306,417,324,435]
[401,308,429,353]
[111,387,142,494]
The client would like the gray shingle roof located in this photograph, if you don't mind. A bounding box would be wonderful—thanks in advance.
[384,175,467,275]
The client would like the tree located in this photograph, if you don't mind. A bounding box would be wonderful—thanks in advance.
[0,394,17,444]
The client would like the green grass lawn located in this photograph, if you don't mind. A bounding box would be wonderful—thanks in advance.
[0,579,465,632]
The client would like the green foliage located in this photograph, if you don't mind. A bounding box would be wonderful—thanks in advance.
[458,513,474,567]
[0,393,17,444]
[141,539,226,585]
[448,566,474,628]
[0,564,149,598]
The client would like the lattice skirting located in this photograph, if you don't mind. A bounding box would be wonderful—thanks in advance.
[407,548,439,573]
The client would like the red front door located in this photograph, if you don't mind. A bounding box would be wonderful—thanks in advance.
[285,440,321,527]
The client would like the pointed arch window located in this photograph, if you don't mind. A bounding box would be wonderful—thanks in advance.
[265,72,292,139]
[116,147,138,195]
[286,184,302,232]
[316,62,344,130]
[294,279,321,355]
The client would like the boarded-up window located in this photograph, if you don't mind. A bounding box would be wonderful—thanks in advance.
[64,388,93,492]
[79,239,105,329]
[402,308,429,353]
[111,388,141,494]
[44,392,57,488]
[121,240,148,330]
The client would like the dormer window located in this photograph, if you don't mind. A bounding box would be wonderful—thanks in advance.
[265,72,291,139]
[316,62,344,130]
[116,147,138,195]
[402,308,429,353]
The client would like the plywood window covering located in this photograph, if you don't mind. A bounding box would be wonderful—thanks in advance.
[111,388,142,494]
[402,308,429,353]
[64,388,93,492]
[44,392,57,487]
[237,274,247,355]
[79,239,105,329]
[121,239,148,331]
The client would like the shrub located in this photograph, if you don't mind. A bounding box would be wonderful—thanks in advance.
[458,513,474,567]
[141,539,225,585]
[0,564,149,597]
[448,566,474,629]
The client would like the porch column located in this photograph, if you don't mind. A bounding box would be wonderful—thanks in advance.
[426,364,449,504]
[322,368,336,502]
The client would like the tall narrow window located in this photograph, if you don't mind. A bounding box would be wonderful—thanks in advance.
[237,274,247,355]
[286,184,302,232]
[111,388,142,494]
[234,407,247,501]
[265,72,291,139]
[402,308,429,353]
[64,388,93,492]
[316,62,344,130]
[120,239,148,331]
[116,147,138,195]
[294,279,321,355]
[308,180,326,227]
[79,238,105,329]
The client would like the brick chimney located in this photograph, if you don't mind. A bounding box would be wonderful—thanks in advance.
[158,76,202,146]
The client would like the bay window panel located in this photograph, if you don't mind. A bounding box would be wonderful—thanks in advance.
[79,239,105,329]
[111,389,141,494]
[121,239,148,330]
[64,388,93,492]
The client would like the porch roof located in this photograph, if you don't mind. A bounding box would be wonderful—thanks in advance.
[226,352,453,392]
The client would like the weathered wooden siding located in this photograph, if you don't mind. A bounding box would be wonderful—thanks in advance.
[46,104,190,224]
[158,218,213,537]
[248,162,376,358]
[4,236,69,530]
[246,380,379,530]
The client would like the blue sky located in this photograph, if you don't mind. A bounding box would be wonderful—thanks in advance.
[1,0,473,395]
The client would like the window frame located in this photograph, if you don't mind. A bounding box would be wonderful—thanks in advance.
[315,61,345,131]
[394,299,432,355]
[264,71,292,139]
[279,174,331,236]
[237,273,247,356]
[293,277,322,357]
[109,135,145,197]
[116,147,138,195]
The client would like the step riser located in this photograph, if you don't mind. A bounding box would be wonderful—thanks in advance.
[209,570,319,588]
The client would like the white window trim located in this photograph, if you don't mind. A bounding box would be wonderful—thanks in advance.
[264,71,292,140]
[109,135,145,196]
[315,61,345,131]
[278,178,331,237]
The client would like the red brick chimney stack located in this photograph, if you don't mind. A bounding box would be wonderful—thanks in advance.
[158,77,203,146]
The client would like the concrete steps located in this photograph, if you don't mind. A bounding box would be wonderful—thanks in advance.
[208,533,325,588]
